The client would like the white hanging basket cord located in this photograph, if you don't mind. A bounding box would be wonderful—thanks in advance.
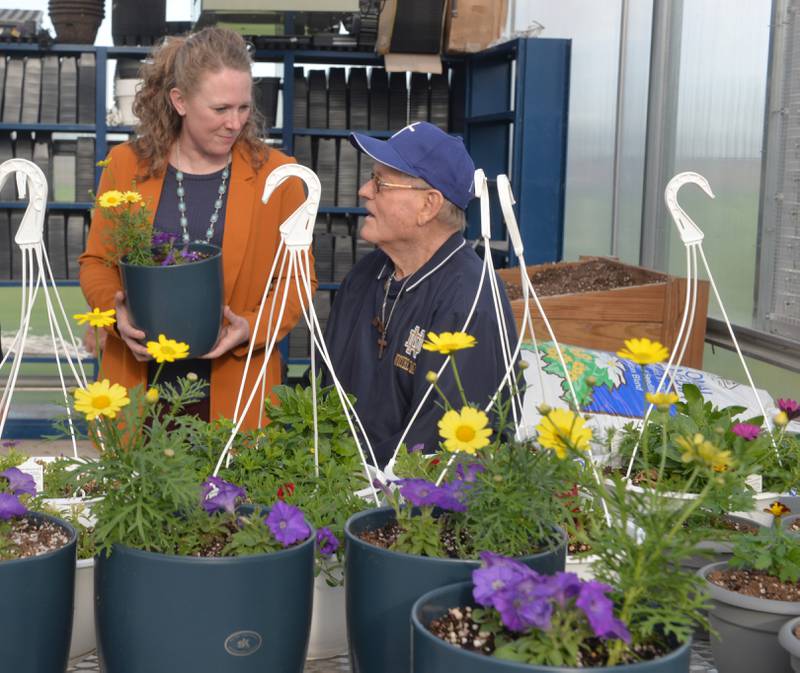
[0,159,88,458]
[624,172,779,479]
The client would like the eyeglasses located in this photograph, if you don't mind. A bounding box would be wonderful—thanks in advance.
[370,172,430,194]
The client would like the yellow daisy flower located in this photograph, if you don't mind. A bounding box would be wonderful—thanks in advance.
[617,338,670,365]
[423,331,477,355]
[535,408,592,459]
[645,391,679,411]
[438,406,492,454]
[675,433,732,472]
[97,190,125,208]
[73,307,116,328]
[146,334,190,363]
[74,379,130,421]
[96,158,111,167]
[145,387,160,404]
[122,191,143,204]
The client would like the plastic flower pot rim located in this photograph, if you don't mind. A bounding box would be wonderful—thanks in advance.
[345,506,567,564]
[778,615,800,655]
[698,560,800,613]
[119,242,221,269]
[782,514,800,533]
[1,511,77,567]
[100,502,315,563]
[410,580,693,672]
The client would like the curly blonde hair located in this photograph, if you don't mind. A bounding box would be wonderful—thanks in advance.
[130,27,267,180]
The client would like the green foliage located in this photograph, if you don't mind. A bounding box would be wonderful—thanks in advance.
[729,522,800,583]
[476,608,591,667]
[216,384,372,580]
[615,383,763,513]
[756,430,800,494]
[96,189,155,267]
[0,447,26,471]
[587,475,712,664]
[71,379,213,555]
[464,441,578,556]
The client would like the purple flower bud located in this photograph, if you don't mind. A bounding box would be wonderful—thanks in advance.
[0,467,36,496]
[160,251,176,267]
[409,443,425,453]
[316,527,340,557]
[152,231,177,247]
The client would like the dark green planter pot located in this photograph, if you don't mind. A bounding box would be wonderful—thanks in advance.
[0,512,77,672]
[95,509,315,673]
[119,242,223,356]
[345,506,566,673]
[411,581,692,672]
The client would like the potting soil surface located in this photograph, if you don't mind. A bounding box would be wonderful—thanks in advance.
[65,644,719,672]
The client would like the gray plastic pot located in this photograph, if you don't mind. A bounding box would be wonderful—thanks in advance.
[95,506,315,673]
[345,506,566,673]
[411,581,692,672]
[0,512,77,672]
[779,616,800,673]
[782,514,800,536]
[119,242,223,356]
[681,515,762,572]
[699,560,800,673]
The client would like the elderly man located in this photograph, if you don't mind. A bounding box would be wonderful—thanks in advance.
[323,121,517,468]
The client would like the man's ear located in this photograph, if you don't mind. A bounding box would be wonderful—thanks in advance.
[169,87,187,116]
[417,189,445,227]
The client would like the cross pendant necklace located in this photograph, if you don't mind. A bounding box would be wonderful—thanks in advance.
[373,272,413,360]
[371,316,388,358]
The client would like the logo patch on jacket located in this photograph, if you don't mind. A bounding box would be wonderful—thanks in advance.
[404,325,426,359]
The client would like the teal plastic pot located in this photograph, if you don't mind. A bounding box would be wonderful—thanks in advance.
[95,507,315,673]
[119,242,223,356]
[0,512,77,672]
[700,560,800,673]
[411,581,692,672]
[345,507,566,673]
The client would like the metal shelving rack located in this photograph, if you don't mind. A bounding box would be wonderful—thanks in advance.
[0,37,570,435]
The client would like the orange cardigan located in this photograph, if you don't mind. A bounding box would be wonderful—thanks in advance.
[78,142,316,429]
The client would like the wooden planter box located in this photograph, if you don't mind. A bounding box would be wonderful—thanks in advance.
[497,256,710,368]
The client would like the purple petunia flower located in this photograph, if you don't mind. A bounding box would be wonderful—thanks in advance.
[431,481,467,512]
[316,527,340,557]
[575,581,631,643]
[494,574,552,632]
[152,231,177,247]
[0,467,36,496]
[778,399,800,421]
[545,571,583,607]
[397,478,467,512]
[0,492,27,520]
[201,476,246,515]
[472,551,537,608]
[732,423,761,441]
[397,479,440,507]
[265,500,311,547]
[455,462,486,483]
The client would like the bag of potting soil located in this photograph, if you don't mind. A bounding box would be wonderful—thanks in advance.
[517,341,788,445]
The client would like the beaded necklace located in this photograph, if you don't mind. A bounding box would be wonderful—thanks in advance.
[174,140,231,245]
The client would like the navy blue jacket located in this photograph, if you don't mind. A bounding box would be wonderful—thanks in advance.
[323,232,518,467]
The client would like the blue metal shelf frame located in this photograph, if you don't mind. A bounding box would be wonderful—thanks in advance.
[463,38,570,266]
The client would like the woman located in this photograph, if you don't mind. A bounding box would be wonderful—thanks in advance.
[79,27,315,428]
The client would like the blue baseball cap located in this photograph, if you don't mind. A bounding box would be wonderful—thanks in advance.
[349,122,475,210]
